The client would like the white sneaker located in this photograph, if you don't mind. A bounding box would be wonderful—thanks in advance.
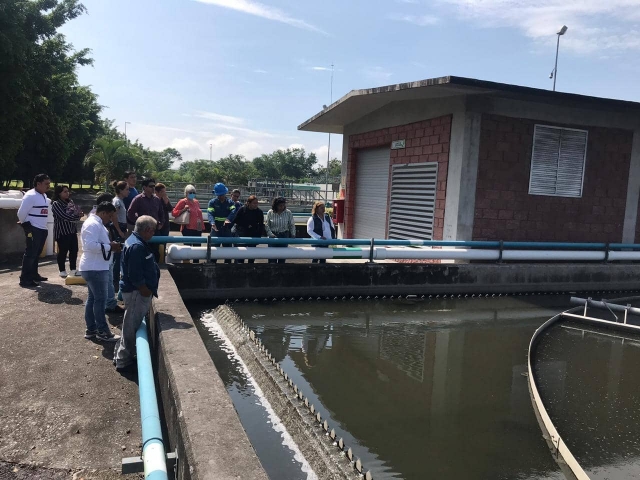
[70,270,78,276]
[59,271,68,278]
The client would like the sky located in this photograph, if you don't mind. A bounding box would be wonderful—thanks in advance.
[60,0,640,168]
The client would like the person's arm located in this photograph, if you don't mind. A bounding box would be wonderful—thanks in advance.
[157,199,165,229]
[172,199,187,217]
[81,221,112,254]
[126,197,139,225]
[230,206,243,227]
[52,201,80,222]
[225,203,237,224]
[264,211,275,237]
[289,211,296,237]
[307,216,321,240]
[124,244,152,296]
[17,194,34,223]
[207,199,217,231]
[258,209,265,237]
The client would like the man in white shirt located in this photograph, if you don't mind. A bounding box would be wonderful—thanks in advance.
[17,174,51,288]
[78,202,122,342]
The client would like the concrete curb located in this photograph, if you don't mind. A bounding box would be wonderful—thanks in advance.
[150,268,268,480]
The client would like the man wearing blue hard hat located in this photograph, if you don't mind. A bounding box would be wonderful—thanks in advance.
[207,182,237,263]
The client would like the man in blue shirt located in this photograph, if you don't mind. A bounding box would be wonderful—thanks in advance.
[122,171,138,210]
[207,183,236,264]
[113,215,160,372]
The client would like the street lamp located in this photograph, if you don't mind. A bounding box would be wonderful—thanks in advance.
[209,144,213,161]
[550,25,568,92]
[325,63,334,203]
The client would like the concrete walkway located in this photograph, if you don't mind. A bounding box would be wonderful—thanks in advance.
[0,257,142,479]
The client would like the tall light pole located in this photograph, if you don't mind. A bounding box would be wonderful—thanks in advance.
[324,62,334,203]
[209,144,213,161]
[550,25,568,91]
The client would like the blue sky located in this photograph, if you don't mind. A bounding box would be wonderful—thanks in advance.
[60,0,640,167]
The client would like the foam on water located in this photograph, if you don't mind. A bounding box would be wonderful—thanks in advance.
[201,312,318,480]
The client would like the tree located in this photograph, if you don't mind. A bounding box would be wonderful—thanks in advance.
[0,0,97,184]
[84,137,131,190]
[315,158,342,178]
[215,154,256,185]
[252,148,317,181]
[147,148,182,176]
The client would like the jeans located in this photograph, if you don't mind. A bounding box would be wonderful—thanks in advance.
[268,231,290,264]
[210,224,232,264]
[114,290,152,368]
[81,270,110,332]
[106,261,117,310]
[20,226,48,282]
[56,233,78,272]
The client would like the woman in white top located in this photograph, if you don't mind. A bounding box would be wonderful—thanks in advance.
[78,202,122,342]
[265,197,296,264]
[306,201,336,264]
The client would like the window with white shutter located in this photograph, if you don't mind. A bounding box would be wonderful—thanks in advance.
[528,125,588,198]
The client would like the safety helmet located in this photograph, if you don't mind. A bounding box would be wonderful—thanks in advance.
[213,183,228,196]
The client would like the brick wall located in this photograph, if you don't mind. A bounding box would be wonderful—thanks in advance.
[344,115,452,239]
[473,114,633,243]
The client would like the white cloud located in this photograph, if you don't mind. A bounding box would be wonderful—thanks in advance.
[389,13,439,26]
[440,0,640,53]
[311,66,332,71]
[193,111,245,125]
[209,123,278,138]
[236,141,263,159]
[363,66,393,82]
[193,0,329,35]
[253,69,268,74]
[208,134,236,148]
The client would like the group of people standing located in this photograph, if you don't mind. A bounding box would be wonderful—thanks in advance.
[170,181,336,264]
[17,172,162,373]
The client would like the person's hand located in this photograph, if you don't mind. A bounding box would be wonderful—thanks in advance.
[183,206,190,213]
[158,223,163,229]
[269,234,276,238]
[110,241,122,252]
[212,225,218,232]
[139,285,153,297]
[224,219,231,225]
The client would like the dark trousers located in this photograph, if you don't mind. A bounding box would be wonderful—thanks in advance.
[182,228,202,263]
[20,227,48,282]
[268,231,290,264]
[312,245,327,264]
[210,224,232,264]
[235,243,257,264]
[56,233,78,272]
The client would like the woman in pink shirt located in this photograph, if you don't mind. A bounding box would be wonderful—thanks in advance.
[172,185,204,257]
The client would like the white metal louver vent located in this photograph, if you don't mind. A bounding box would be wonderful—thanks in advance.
[388,162,438,240]
[529,125,588,198]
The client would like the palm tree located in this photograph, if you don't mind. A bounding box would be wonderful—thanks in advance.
[84,136,135,190]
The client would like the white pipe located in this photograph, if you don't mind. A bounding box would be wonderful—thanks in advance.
[166,245,369,260]
[0,198,22,208]
[167,245,613,262]
[608,251,640,261]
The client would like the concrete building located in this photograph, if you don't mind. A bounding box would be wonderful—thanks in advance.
[298,76,640,243]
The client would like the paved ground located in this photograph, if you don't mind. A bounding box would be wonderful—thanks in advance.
[0,257,142,480]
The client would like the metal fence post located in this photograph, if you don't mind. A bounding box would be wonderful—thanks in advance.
[206,235,212,263]
[368,238,375,263]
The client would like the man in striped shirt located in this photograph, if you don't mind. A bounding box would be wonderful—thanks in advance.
[17,174,51,287]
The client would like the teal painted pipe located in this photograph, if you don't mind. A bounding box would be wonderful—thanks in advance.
[136,318,168,480]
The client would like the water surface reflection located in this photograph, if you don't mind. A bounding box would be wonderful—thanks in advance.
[235,296,568,479]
